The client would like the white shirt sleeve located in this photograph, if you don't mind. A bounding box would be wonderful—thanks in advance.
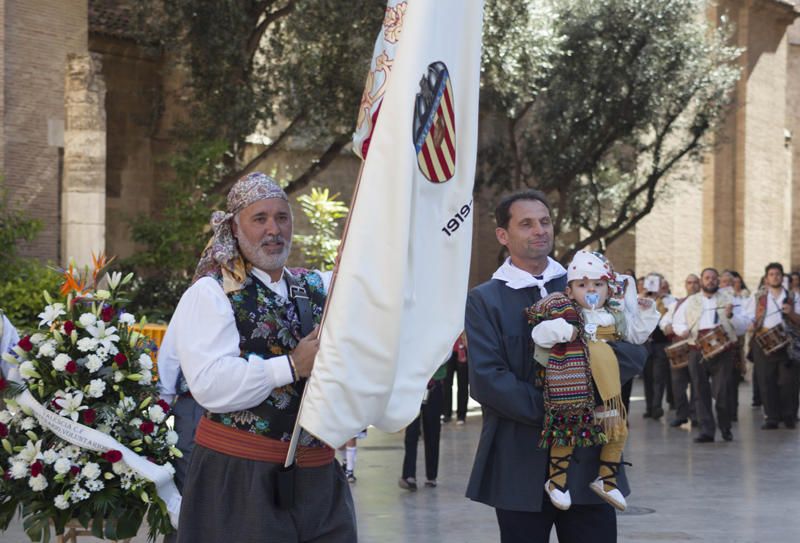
[742,294,757,325]
[672,298,690,337]
[531,318,575,348]
[0,315,20,378]
[173,277,295,413]
[618,274,660,344]
[729,302,749,337]
[623,302,661,345]
[659,302,677,333]
[156,324,180,402]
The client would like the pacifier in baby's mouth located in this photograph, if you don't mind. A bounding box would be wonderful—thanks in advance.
[585,292,600,309]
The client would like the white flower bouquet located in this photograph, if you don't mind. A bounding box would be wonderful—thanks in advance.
[0,255,179,541]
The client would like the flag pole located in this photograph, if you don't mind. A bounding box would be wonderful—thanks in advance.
[285,158,367,467]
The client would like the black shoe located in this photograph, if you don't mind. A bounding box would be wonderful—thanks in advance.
[669,418,688,427]
[761,422,779,430]
[398,477,417,491]
[731,414,738,422]
[651,407,664,420]
[441,416,452,423]
[693,434,714,443]
[642,411,652,419]
[721,430,733,442]
[784,420,797,429]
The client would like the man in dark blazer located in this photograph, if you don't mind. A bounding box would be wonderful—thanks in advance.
[465,189,646,543]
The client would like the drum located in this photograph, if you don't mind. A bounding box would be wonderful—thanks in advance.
[754,325,790,356]
[665,339,691,369]
[697,325,735,360]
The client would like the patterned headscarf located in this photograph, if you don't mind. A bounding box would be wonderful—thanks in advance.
[193,172,288,292]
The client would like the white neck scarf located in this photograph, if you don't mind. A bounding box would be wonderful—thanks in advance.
[492,257,567,296]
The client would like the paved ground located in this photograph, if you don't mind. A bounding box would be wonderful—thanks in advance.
[1,379,798,542]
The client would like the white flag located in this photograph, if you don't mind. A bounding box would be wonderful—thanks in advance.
[298,0,484,448]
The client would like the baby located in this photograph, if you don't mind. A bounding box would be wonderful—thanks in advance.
[527,251,658,511]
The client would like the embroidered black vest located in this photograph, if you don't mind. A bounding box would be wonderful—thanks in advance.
[207,268,326,447]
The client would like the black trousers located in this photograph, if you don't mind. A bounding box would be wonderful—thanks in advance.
[442,354,469,420]
[646,342,670,413]
[496,500,617,543]
[402,381,443,481]
[753,343,799,425]
[689,348,734,437]
[670,364,694,421]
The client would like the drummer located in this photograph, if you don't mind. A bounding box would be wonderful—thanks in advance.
[672,268,748,443]
[743,262,800,430]
[660,274,701,428]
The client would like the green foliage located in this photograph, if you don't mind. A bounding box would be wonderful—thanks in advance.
[0,186,42,274]
[294,188,349,270]
[479,0,742,259]
[135,0,384,186]
[123,141,228,321]
[0,260,62,333]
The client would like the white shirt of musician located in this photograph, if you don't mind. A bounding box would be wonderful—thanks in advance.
[157,268,331,411]
[743,289,800,330]
[672,293,748,337]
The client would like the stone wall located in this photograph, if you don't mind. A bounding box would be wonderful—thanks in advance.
[788,19,800,267]
[740,2,793,285]
[89,35,164,260]
[62,53,106,267]
[635,0,800,289]
[0,0,88,262]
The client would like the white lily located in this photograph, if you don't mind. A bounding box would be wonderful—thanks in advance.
[86,321,120,350]
[18,439,44,464]
[54,391,87,422]
[106,271,123,290]
[37,303,66,328]
[18,361,40,380]
[118,312,136,326]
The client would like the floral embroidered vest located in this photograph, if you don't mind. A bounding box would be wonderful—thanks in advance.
[207,268,326,447]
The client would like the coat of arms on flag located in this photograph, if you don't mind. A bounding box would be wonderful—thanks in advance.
[413,61,456,183]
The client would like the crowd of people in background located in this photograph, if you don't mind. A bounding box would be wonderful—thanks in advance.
[635,263,800,442]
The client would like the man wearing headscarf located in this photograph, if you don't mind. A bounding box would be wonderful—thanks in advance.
[171,172,356,543]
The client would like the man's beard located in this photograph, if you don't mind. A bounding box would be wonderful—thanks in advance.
[702,284,719,294]
[237,233,291,273]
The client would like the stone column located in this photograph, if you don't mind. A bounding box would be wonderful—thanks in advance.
[61,52,106,267]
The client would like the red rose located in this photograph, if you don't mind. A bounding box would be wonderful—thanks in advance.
[101,305,115,322]
[156,399,171,414]
[18,336,33,352]
[69,465,80,476]
[0,377,6,391]
[30,460,43,478]
[0,422,7,438]
[65,360,78,374]
[82,408,96,425]
[103,450,123,463]
[140,421,155,434]
[114,353,127,368]
[63,320,76,334]
[3,470,10,480]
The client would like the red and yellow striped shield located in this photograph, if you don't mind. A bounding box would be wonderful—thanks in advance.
[413,62,456,183]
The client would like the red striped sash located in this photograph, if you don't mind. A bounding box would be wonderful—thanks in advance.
[195,417,335,467]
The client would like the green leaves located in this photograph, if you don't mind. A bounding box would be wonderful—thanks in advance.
[294,187,349,270]
[479,0,742,258]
